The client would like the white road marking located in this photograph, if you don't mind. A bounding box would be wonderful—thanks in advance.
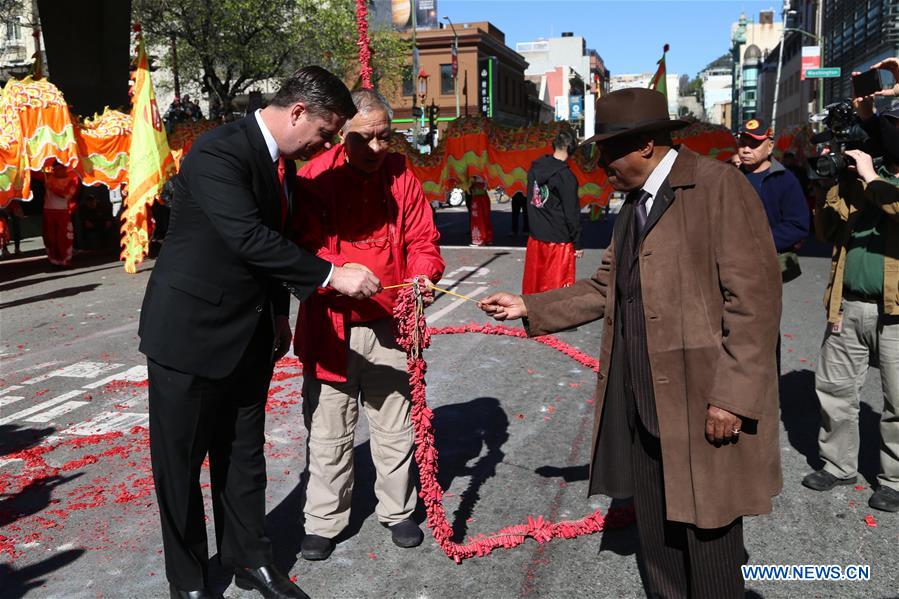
[443,266,491,280]
[2,360,60,377]
[0,395,24,407]
[21,361,125,385]
[25,401,90,423]
[0,384,24,396]
[82,365,148,389]
[0,389,85,425]
[63,411,149,436]
[427,285,490,323]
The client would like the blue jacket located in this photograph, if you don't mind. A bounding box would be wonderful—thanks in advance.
[743,159,810,252]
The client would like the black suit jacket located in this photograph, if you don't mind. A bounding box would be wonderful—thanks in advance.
[139,115,331,379]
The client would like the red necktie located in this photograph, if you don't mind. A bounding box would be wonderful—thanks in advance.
[276,157,289,232]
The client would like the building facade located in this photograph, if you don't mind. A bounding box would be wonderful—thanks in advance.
[389,21,533,129]
[756,0,820,131]
[822,0,899,105]
[0,2,46,84]
[699,54,733,126]
[515,33,610,138]
[730,10,783,129]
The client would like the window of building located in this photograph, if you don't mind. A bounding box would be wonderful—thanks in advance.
[440,64,454,95]
[402,65,414,97]
[5,19,20,42]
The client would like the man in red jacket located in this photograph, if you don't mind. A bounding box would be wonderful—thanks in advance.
[291,89,445,561]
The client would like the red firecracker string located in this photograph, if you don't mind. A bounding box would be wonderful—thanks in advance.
[392,280,635,563]
[355,0,374,89]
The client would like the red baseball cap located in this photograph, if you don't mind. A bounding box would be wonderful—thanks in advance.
[740,118,774,140]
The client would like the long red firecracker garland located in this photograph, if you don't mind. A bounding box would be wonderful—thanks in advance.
[393,280,635,563]
[355,0,374,89]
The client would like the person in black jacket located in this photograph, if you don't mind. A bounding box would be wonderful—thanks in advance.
[138,66,380,599]
[522,131,583,293]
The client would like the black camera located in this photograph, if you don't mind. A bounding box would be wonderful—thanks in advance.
[808,100,868,178]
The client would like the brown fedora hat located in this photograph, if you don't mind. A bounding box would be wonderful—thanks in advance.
[584,88,689,145]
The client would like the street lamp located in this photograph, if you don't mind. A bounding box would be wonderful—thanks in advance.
[443,16,460,118]
[772,5,823,135]
[417,68,429,106]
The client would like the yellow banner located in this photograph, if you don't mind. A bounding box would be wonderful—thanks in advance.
[121,33,174,274]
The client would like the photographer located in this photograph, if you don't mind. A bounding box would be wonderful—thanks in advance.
[803,87,899,514]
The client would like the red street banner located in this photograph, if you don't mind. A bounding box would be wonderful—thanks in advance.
[801,46,821,81]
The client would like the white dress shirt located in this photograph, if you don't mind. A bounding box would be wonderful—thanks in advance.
[254,109,333,287]
[640,148,679,214]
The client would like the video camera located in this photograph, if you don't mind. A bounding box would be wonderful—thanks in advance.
[809,99,883,179]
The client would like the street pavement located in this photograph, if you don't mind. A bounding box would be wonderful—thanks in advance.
[0,204,897,599]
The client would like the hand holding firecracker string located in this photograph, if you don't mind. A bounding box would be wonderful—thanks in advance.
[391,278,635,563]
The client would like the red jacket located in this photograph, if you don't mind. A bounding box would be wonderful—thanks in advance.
[291,145,444,382]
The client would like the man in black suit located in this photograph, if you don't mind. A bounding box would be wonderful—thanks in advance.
[139,66,380,599]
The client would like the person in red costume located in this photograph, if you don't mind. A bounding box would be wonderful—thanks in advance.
[40,161,79,267]
[291,88,445,561]
[468,174,493,246]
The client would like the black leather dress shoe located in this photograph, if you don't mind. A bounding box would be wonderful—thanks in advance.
[300,534,334,561]
[169,583,218,599]
[233,564,310,599]
[869,486,899,512]
[801,469,857,491]
[387,518,424,548]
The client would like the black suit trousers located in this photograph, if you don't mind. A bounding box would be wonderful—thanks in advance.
[631,416,746,599]
[148,315,275,590]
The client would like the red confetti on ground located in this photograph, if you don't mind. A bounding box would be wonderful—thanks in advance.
[290,575,298,583]
[864,514,877,527]
[783,333,794,339]
[0,428,155,558]
[367,552,377,559]
[849,500,855,507]
[855,485,866,491]
[103,379,149,392]
[392,282,634,564]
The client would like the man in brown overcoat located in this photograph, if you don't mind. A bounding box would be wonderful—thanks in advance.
[480,88,782,598]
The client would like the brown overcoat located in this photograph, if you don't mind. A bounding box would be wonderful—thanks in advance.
[523,147,783,529]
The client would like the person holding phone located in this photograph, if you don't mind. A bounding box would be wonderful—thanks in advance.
[803,76,899,514]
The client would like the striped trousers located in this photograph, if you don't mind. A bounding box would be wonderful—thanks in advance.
[632,419,746,599]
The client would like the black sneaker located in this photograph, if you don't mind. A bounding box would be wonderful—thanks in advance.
[868,486,899,512]
[801,469,857,491]
[387,518,423,548]
[300,534,334,561]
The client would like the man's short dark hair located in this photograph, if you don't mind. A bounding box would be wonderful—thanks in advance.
[553,131,578,156]
[271,66,357,120]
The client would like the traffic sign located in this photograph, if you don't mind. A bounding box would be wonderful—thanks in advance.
[805,67,841,78]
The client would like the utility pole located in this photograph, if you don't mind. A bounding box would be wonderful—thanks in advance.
[411,1,420,147]
[816,0,824,118]
[772,1,789,136]
[443,16,460,118]
[171,33,180,99]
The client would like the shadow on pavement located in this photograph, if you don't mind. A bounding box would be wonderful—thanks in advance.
[779,369,882,486]
[429,396,509,542]
[779,369,823,472]
[0,472,84,529]
[0,425,55,459]
[0,262,122,293]
[0,284,101,309]
[0,549,86,598]
[0,247,120,284]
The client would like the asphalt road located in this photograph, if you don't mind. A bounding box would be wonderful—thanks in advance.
[0,206,897,598]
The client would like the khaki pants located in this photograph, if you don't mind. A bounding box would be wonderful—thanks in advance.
[302,318,416,538]
[816,299,899,491]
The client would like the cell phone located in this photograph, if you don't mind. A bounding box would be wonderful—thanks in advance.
[852,69,883,98]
